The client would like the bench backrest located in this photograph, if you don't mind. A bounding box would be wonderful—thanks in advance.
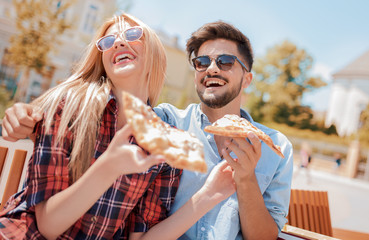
[287,189,333,236]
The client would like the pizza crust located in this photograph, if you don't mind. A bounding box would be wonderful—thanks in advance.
[123,91,207,173]
[204,114,285,158]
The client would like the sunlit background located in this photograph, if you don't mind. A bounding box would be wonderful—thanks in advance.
[0,0,369,239]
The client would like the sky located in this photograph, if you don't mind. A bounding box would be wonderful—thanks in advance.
[125,0,369,111]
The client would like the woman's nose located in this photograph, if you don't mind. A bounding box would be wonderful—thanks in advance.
[113,35,126,49]
[114,43,125,49]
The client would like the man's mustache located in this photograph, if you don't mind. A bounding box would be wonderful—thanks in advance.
[201,75,229,84]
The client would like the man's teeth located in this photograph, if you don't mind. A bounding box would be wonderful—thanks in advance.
[115,53,134,63]
[205,80,225,87]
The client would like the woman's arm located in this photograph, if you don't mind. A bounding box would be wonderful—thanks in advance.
[35,125,164,240]
[129,160,235,240]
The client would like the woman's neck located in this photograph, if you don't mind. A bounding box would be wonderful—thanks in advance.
[113,87,148,130]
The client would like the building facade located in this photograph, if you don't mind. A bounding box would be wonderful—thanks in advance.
[0,0,116,102]
[0,0,198,107]
[325,50,369,136]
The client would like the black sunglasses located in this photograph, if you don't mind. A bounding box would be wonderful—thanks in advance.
[192,54,249,72]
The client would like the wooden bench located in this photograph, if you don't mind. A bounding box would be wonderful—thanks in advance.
[287,189,333,236]
[0,146,8,178]
[0,147,28,210]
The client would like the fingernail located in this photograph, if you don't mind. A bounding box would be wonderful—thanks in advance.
[248,132,256,139]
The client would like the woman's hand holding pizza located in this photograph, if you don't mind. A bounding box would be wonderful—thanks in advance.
[221,132,262,184]
[100,124,165,177]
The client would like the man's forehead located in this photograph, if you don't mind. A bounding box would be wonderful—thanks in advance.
[198,39,238,55]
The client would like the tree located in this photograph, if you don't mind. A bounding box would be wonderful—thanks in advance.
[246,40,326,127]
[6,0,75,102]
[0,85,14,119]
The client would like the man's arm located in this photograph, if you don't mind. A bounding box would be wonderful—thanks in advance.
[1,103,42,141]
[222,132,278,240]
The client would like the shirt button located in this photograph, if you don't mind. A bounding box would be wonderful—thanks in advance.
[91,216,97,222]
[201,227,205,231]
[206,135,211,140]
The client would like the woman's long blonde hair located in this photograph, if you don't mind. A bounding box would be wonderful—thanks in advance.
[32,13,167,182]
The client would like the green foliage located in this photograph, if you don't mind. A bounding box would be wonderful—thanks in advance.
[0,85,14,119]
[7,0,75,101]
[8,0,74,74]
[246,40,327,132]
[266,122,346,146]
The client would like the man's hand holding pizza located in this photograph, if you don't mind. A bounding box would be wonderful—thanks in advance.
[221,132,262,185]
[205,115,280,239]
[2,103,42,142]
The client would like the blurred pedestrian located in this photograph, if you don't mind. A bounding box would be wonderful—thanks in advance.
[294,141,312,183]
[333,152,342,173]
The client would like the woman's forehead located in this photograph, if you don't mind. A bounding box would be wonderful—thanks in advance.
[105,21,134,35]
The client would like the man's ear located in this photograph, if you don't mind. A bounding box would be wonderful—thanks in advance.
[242,72,253,89]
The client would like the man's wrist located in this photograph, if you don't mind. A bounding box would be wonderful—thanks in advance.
[235,171,258,189]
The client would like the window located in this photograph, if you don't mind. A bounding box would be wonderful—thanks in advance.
[83,4,98,34]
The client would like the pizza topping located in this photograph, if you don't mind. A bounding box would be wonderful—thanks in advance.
[123,91,207,173]
[204,114,285,158]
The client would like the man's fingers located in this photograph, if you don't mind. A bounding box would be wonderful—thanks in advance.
[231,137,255,161]
[246,132,261,148]
[14,104,40,128]
[222,148,239,170]
[3,114,34,136]
[31,107,43,122]
[1,119,29,141]
[224,139,246,161]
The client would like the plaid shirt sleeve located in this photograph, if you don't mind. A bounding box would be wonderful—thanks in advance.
[128,164,182,232]
[25,102,72,208]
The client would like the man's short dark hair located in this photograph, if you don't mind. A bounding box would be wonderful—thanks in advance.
[186,21,254,71]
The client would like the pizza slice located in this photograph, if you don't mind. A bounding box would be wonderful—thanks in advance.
[122,91,207,173]
[204,114,285,158]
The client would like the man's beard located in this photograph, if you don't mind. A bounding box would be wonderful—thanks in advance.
[197,75,244,109]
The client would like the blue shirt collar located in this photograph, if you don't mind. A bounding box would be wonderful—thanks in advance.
[195,103,254,127]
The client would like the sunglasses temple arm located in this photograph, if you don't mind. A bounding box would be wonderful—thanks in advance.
[236,58,249,72]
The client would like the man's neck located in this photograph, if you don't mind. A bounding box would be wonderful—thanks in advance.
[200,100,242,123]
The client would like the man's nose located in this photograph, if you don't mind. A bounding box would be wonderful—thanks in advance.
[206,59,220,74]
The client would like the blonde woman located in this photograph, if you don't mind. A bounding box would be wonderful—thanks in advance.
[0,14,235,239]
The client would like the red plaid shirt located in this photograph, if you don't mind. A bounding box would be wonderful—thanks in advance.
[0,94,182,239]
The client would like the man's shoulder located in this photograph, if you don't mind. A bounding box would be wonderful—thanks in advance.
[154,103,198,117]
[154,103,199,125]
[252,121,291,148]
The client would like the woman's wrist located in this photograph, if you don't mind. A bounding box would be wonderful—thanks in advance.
[97,151,124,180]
[195,186,223,209]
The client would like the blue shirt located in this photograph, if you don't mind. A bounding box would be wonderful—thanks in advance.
[154,103,293,240]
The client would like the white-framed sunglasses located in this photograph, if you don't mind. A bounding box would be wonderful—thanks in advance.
[95,26,143,52]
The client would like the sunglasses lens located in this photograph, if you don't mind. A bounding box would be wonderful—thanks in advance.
[217,55,235,71]
[193,56,211,72]
[125,27,143,41]
[97,35,116,51]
